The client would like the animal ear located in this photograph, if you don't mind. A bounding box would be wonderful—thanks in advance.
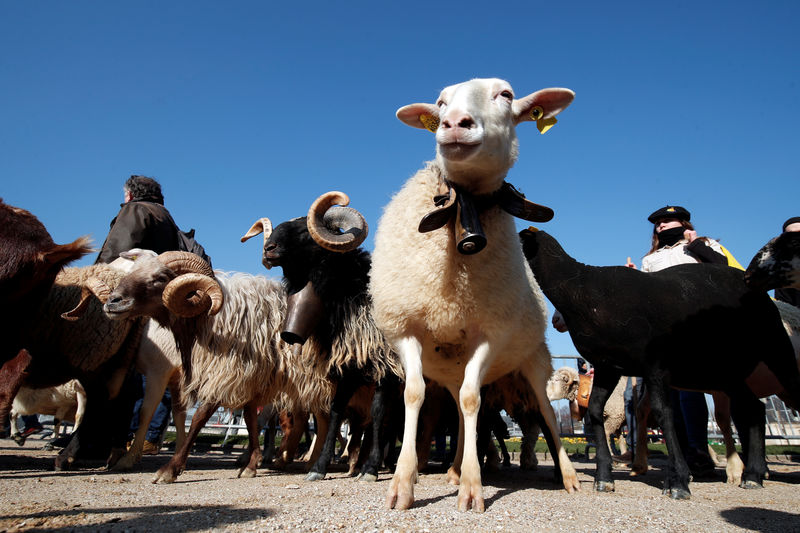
[396,103,440,132]
[513,88,575,133]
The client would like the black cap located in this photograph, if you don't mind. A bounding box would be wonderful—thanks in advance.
[782,217,800,232]
[647,205,691,224]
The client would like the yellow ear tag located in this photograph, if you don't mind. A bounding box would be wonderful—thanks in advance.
[419,114,440,132]
[527,226,539,232]
[536,116,557,134]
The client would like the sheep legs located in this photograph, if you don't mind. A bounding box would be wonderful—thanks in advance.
[728,387,767,489]
[520,360,579,493]
[306,373,361,481]
[585,369,622,492]
[711,392,745,484]
[450,341,493,512]
[357,376,395,482]
[112,370,175,471]
[153,401,218,484]
[646,378,691,499]
[386,336,425,510]
[236,402,262,478]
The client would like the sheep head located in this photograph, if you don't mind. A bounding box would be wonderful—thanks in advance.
[397,78,574,195]
[102,251,223,322]
[745,231,800,291]
[242,191,368,281]
[546,366,579,402]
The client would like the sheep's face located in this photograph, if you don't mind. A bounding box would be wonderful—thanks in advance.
[397,78,574,195]
[546,367,579,402]
[262,218,317,271]
[745,231,800,291]
[104,256,175,321]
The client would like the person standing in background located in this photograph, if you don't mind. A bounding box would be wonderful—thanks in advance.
[627,205,726,478]
[775,216,800,308]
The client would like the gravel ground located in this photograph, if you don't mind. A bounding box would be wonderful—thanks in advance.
[1,436,799,533]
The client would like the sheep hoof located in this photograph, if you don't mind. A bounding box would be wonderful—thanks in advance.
[357,473,378,483]
[740,479,763,490]
[304,471,325,482]
[238,467,257,478]
[152,470,177,484]
[593,480,615,492]
[663,487,691,500]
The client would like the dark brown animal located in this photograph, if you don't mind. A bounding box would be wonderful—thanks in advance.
[0,199,92,429]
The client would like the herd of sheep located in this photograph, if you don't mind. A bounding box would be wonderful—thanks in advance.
[2,78,800,513]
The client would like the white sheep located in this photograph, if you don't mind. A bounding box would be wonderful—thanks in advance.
[10,380,87,445]
[369,78,578,511]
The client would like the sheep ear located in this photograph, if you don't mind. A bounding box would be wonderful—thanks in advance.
[397,103,440,132]
[513,88,575,132]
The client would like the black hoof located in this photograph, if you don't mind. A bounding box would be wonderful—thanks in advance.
[304,471,325,482]
[740,479,763,490]
[594,480,615,492]
[662,487,691,500]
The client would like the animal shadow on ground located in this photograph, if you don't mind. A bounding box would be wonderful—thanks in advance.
[479,464,577,510]
[0,504,272,531]
[719,507,800,533]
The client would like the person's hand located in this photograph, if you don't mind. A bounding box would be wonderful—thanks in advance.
[625,256,637,269]
[684,229,698,242]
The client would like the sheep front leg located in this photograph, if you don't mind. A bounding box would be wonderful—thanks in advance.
[386,336,424,510]
[454,340,496,512]
[112,371,172,471]
[153,402,218,484]
[646,377,691,499]
[586,370,620,493]
[520,359,580,493]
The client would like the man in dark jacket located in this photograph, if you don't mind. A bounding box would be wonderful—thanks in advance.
[96,175,180,264]
[95,175,180,455]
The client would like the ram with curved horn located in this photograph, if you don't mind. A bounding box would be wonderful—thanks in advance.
[98,248,337,483]
[242,191,401,484]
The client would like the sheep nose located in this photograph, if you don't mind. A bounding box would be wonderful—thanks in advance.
[442,115,475,130]
[106,295,122,305]
[265,243,277,252]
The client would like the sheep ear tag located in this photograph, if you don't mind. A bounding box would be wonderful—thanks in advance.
[530,106,557,134]
[419,114,440,133]
[537,117,557,134]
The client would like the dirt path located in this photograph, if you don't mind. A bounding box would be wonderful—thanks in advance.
[1,438,799,532]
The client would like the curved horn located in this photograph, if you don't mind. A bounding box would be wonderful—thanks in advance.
[241,217,273,246]
[157,251,214,277]
[162,273,224,318]
[61,277,112,321]
[306,191,368,252]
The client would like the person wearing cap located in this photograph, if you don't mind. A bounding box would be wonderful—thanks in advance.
[775,217,800,308]
[626,205,727,272]
[627,205,726,478]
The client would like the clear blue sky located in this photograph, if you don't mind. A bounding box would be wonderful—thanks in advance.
[2,1,798,358]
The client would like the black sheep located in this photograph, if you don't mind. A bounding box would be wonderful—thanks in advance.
[520,228,800,499]
[243,191,401,482]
